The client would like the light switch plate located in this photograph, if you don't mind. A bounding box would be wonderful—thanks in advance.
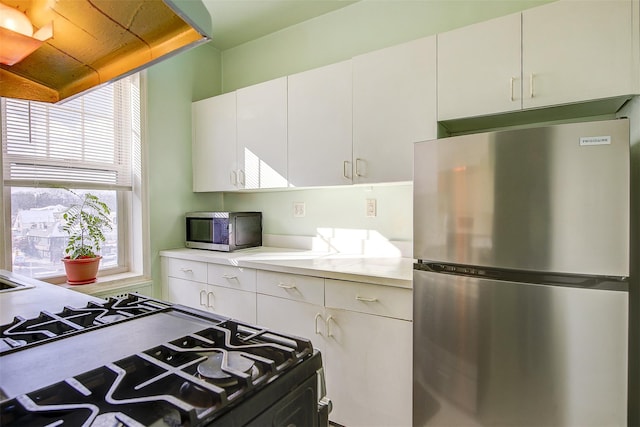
[366,199,377,217]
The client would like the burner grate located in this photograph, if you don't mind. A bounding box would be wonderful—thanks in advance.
[0,294,172,354]
[0,321,316,426]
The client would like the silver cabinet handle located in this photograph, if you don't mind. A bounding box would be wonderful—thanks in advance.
[356,295,378,303]
[509,77,515,101]
[315,313,323,335]
[207,291,215,309]
[278,283,297,290]
[179,267,193,273]
[230,170,237,186]
[199,290,207,306]
[343,161,351,180]
[222,274,238,280]
[355,158,365,177]
[529,73,535,98]
[326,315,335,337]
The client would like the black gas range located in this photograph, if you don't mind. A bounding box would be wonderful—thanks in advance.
[0,293,330,426]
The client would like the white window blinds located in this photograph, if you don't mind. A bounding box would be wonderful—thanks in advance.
[1,75,138,191]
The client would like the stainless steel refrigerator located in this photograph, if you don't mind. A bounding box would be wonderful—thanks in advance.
[413,118,629,426]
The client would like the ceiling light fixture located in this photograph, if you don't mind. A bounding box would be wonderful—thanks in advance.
[0,2,52,66]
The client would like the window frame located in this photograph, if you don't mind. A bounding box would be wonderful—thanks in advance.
[0,74,148,284]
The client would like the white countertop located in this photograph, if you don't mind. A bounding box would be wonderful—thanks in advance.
[159,247,414,288]
[0,270,103,324]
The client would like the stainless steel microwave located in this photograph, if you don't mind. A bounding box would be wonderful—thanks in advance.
[185,212,262,252]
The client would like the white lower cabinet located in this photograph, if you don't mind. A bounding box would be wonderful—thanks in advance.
[205,284,256,324]
[165,258,257,324]
[256,271,413,427]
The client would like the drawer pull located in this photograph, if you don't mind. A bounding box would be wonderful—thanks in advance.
[314,313,323,335]
[356,295,378,303]
[180,268,193,273]
[278,283,297,290]
[199,290,207,306]
[222,274,238,280]
[207,291,215,309]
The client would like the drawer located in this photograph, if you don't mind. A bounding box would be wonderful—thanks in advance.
[325,279,412,321]
[167,258,207,283]
[257,271,324,306]
[208,264,256,292]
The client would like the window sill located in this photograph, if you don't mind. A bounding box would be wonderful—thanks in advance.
[55,272,154,299]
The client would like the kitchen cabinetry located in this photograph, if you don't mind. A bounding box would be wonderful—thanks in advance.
[438,0,639,121]
[287,60,353,187]
[353,36,437,183]
[438,13,521,119]
[256,271,412,427]
[192,78,288,192]
[521,0,638,109]
[207,263,257,323]
[192,92,237,192]
[236,77,288,189]
[323,279,412,427]
[165,258,257,324]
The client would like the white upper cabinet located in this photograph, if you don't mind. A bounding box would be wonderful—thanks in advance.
[288,60,353,187]
[353,36,437,184]
[236,77,288,189]
[438,13,522,120]
[438,0,639,121]
[192,92,237,192]
[522,0,638,109]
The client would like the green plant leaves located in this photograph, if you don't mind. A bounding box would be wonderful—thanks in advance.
[62,190,113,260]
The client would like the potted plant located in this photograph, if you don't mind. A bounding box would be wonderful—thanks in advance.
[61,190,112,285]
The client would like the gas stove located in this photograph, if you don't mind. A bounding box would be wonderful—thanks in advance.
[0,294,330,426]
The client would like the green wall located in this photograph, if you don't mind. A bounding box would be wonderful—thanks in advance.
[145,43,224,289]
[221,0,552,91]
[145,0,555,285]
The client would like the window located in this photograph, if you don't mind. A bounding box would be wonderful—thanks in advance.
[1,75,142,280]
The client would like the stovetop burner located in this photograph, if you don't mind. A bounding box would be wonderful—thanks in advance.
[0,294,324,426]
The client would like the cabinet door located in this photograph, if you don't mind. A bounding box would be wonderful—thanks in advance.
[523,0,637,109]
[353,36,436,183]
[257,294,325,352]
[192,93,237,192]
[324,309,412,427]
[288,60,353,187]
[206,284,256,324]
[437,13,522,120]
[167,277,207,311]
[236,77,288,189]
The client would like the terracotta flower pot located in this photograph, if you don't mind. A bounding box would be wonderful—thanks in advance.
[62,256,102,285]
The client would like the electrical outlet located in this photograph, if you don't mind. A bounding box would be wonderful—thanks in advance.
[366,198,377,217]
[293,202,306,218]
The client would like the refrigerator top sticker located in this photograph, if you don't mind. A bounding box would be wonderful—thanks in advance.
[579,135,611,146]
